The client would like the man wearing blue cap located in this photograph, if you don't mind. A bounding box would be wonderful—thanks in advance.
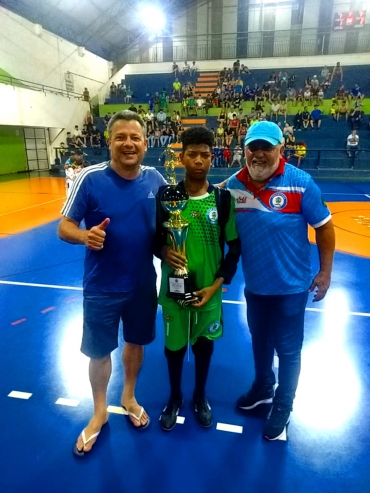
[224,121,335,440]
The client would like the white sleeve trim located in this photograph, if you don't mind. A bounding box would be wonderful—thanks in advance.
[312,214,331,229]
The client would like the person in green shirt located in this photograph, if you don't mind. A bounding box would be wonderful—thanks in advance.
[153,127,241,431]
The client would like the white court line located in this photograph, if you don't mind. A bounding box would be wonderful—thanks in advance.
[365,194,370,199]
[8,391,32,399]
[56,398,79,407]
[0,281,82,291]
[1,281,369,318]
[0,197,64,218]
[324,193,370,196]
[216,423,243,434]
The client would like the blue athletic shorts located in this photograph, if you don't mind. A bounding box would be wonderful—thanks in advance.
[81,285,157,358]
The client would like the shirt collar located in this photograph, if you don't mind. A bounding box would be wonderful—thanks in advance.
[236,156,286,193]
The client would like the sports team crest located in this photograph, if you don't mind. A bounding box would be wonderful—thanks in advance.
[206,321,220,334]
[269,192,287,210]
[206,208,218,224]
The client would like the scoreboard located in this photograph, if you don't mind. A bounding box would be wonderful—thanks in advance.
[333,11,366,30]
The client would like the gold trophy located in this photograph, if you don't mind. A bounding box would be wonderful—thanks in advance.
[160,147,198,306]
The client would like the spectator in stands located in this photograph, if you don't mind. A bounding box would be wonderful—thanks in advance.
[233,60,241,75]
[223,146,232,167]
[303,87,312,105]
[238,123,248,146]
[280,72,288,88]
[154,124,161,147]
[270,101,281,122]
[104,113,112,126]
[337,100,349,121]
[205,94,213,114]
[188,94,196,116]
[302,107,310,130]
[172,61,179,77]
[292,142,307,167]
[317,87,324,104]
[157,109,167,128]
[215,123,225,146]
[331,62,343,82]
[128,103,137,113]
[335,85,347,101]
[82,87,90,102]
[196,95,205,115]
[224,126,234,148]
[110,82,117,98]
[349,105,363,129]
[278,100,287,121]
[286,86,296,105]
[346,130,359,157]
[147,125,155,148]
[350,83,364,101]
[310,105,322,130]
[59,142,67,156]
[190,61,198,77]
[73,125,85,147]
[230,145,243,168]
[296,88,304,106]
[160,126,169,147]
[182,61,190,75]
[173,78,181,99]
[91,126,101,152]
[85,111,94,132]
[330,102,338,120]
[137,105,146,118]
[125,87,133,104]
[240,64,251,74]
[81,125,90,147]
[293,110,302,131]
[66,133,79,149]
[146,109,154,124]
[321,66,330,81]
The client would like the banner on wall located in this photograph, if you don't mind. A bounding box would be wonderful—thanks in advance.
[65,72,74,92]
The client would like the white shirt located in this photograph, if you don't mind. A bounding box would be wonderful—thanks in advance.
[347,134,359,146]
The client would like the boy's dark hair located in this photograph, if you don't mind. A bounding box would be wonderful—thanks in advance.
[181,126,214,153]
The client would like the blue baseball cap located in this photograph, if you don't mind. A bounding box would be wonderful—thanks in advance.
[245,121,284,146]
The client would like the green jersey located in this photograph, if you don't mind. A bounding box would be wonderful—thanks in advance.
[159,189,238,311]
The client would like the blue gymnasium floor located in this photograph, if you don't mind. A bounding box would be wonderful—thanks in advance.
[0,177,370,493]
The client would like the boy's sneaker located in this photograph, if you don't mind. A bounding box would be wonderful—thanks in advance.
[193,397,213,428]
[159,398,183,431]
[263,406,291,440]
[237,383,274,410]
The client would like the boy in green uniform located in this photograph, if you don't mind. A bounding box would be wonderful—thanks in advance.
[154,127,241,431]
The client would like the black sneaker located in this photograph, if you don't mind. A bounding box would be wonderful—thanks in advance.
[159,398,183,431]
[193,397,213,428]
[237,383,274,410]
[263,406,291,440]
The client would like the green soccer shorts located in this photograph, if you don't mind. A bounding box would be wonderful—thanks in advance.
[161,304,223,351]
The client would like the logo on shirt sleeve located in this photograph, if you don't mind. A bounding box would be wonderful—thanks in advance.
[269,192,287,210]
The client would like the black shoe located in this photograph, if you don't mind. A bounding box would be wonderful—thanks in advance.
[159,398,183,431]
[237,383,274,410]
[263,406,291,440]
[193,397,213,428]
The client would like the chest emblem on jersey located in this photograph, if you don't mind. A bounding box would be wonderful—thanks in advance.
[206,208,218,224]
[191,211,201,218]
[269,192,287,210]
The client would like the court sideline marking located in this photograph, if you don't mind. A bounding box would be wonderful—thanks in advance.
[0,197,64,218]
[1,280,369,318]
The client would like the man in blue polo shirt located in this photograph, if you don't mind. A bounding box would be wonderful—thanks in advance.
[225,121,335,440]
[58,111,166,457]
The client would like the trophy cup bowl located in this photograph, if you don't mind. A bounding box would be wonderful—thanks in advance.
[160,185,198,305]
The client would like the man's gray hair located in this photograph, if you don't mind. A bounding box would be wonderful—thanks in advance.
[107,110,146,138]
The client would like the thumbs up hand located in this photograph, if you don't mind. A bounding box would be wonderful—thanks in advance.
[85,218,110,250]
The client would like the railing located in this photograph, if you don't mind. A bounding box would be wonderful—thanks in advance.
[122,26,370,64]
[0,74,83,100]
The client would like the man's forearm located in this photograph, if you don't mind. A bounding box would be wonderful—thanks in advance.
[315,219,335,273]
[58,218,87,245]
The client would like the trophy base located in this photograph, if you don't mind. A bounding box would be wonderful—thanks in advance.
[167,273,198,307]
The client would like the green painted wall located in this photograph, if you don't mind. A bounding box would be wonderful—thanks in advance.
[0,126,28,175]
